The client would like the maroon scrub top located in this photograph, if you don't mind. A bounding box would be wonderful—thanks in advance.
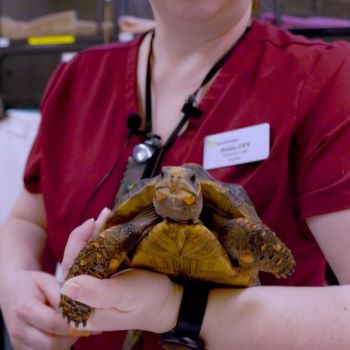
[24,20,350,350]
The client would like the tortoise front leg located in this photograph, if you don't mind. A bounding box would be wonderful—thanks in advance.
[219,218,296,279]
[60,222,148,327]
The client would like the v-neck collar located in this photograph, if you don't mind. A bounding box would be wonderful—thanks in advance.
[124,20,257,136]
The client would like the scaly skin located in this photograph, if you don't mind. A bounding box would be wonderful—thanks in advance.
[60,223,143,327]
[219,218,295,278]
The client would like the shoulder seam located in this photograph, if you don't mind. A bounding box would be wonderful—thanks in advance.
[245,36,333,50]
[295,48,348,131]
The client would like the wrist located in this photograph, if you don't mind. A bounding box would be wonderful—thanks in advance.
[156,281,183,333]
[200,287,244,348]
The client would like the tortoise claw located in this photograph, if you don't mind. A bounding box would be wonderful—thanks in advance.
[60,294,91,328]
[63,314,87,328]
[274,260,296,279]
[62,313,72,326]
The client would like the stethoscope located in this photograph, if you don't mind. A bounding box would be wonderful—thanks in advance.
[119,30,240,195]
[80,28,248,219]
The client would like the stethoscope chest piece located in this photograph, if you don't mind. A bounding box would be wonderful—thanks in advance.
[132,135,162,163]
[132,142,156,163]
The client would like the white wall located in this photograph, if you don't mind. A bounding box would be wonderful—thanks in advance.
[0,109,40,224]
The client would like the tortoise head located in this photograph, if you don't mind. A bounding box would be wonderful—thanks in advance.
[153,166,203,223]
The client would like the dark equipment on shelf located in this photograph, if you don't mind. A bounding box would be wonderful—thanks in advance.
[0,25,349,111]
[0,38,105,110]
[0,0,120,111]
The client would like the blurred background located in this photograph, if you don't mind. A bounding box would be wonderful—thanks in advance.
[0,0,346,349]
[0,0,349,113]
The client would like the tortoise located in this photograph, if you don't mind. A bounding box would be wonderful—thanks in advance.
[60,163,295,349]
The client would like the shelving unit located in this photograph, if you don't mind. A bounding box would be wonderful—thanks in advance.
[0,0,121,110]
[291,26,350,39]
[0,36,109,110]
[262,0,350,40]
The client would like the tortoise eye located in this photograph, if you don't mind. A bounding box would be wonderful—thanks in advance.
[190,175,196,183]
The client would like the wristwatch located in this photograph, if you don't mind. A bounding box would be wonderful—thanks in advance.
[159,279,210,350]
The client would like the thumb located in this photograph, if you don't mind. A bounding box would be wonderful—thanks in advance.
[61,207,111,279]
[61,275,123,309]
[61,219,96,279]
[94,207,111,235]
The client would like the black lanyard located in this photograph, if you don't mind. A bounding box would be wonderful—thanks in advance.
[145,31,241,153]
[114,27,249,201]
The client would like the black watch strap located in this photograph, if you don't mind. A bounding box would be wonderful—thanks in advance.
[159,280,210,350]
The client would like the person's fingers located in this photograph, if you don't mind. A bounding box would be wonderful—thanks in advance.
[61,269,177,311]
[94,207,111,236]
[17,273,98,339]
[36,272,62,309]
[3,270,83,350]
[11,321,77,350]
[61,274,123,309]
[61,273,143,332]
[61,270,182,334]
[61,218,95,278]
[77,307,134,332]
[18,295,74,336]
[61,208,111,279]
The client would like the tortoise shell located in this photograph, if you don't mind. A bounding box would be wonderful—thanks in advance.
[60,163,295,331]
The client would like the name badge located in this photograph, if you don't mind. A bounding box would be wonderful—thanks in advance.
[203,123,270,170]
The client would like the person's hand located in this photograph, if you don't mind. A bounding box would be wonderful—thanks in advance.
[61,269,182,333]
[0,270,78,350]
[0,216,106,350]
[60,208,111,279]
[60,208,183,334]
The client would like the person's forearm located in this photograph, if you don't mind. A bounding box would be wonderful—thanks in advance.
[202,284,350,350]
[0,218,47,272]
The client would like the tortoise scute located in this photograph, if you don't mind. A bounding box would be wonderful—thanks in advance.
[105,178,158,229]
[226,184,262,222]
